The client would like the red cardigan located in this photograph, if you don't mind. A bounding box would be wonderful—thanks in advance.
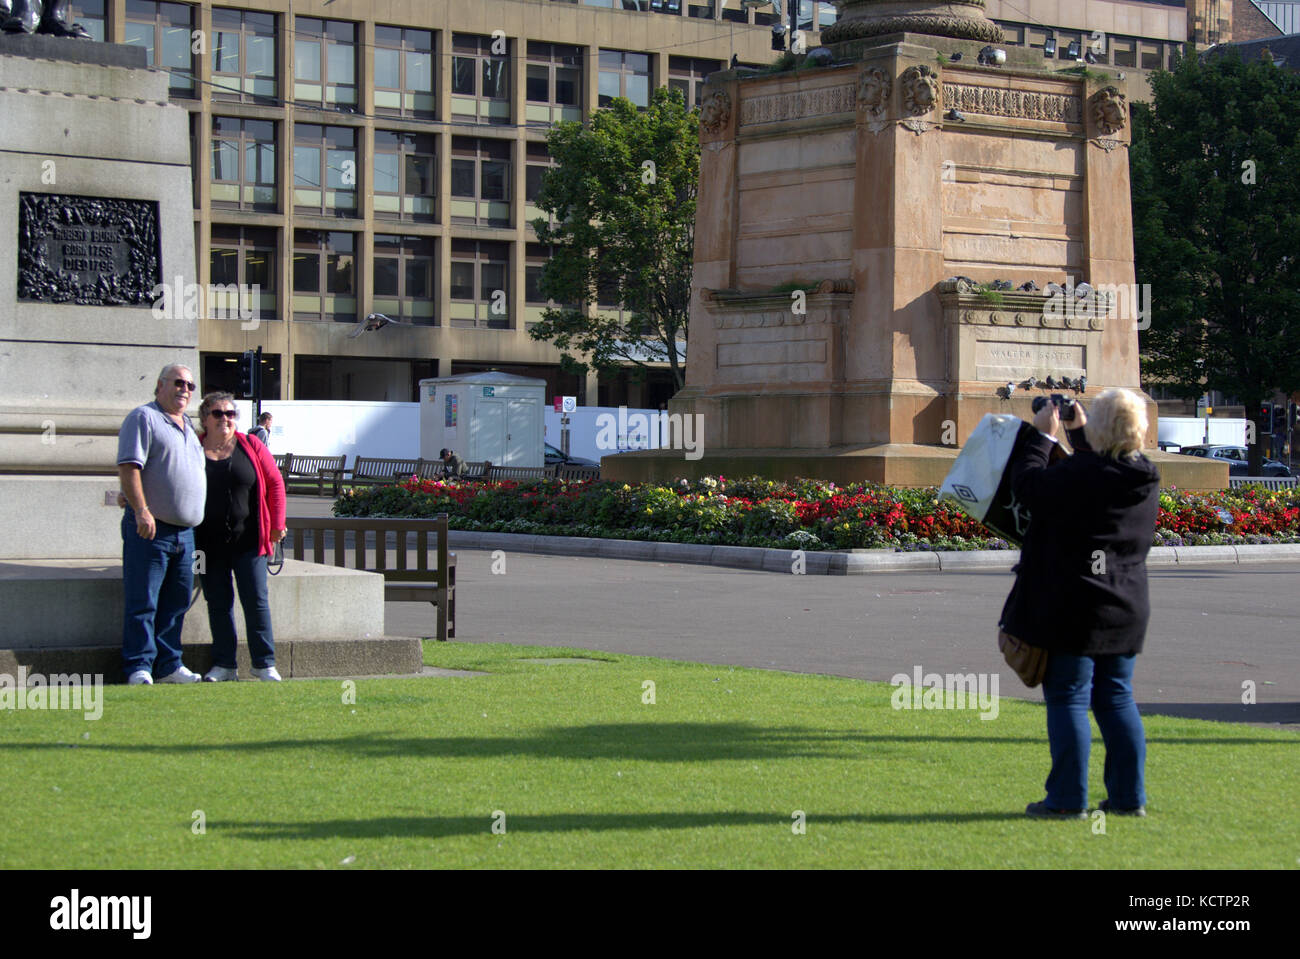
[198,430,287,557]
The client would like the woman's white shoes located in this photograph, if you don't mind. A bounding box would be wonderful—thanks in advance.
[204,665,239,682]
[250,666,282,682]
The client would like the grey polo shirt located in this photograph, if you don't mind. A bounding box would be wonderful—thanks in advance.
[117,401,207,528]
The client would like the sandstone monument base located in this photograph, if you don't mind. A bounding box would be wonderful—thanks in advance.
[605,12,1224,491]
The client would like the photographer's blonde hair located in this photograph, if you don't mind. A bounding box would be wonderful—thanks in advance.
[1084,388,1148,460]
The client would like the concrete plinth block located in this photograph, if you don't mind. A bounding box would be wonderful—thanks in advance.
[595,540,655,561]
[0,477,125,559]
[653,543,711,565]
[933,551,1017,571]
[0,559,383,649]
[843,551,942,572]
[709,545,767,570]
[1232,544,1300,563]
[1172,546,1237,564]
[1146,548,1179,566]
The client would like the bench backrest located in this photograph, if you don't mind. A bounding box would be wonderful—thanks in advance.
[285,454,346,473]
[284,515,450,587]
[554,465,600,482]
[1228,476,1297,490]
[486,466,549,481]
[352,456,421,480]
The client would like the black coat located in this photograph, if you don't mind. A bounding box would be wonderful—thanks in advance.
[998,427,1161,656]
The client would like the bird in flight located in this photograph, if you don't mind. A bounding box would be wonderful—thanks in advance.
[348,312,413,338]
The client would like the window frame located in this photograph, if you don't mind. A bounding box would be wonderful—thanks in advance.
[209,224,278,321]
[373,130,437,222]
[450,137,512,227]
[598,49,651,109]
[449,238,510,330]
[211,116,277,212]
[451,33,512,125]
[374,24,435,118]
[292,230,357,323]
[293,16,358,111]
[211,7,277,103]
[372,233,437,326]
[123,0,197,99]
[293,123,359,217]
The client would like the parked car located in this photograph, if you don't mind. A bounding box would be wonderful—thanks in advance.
[544,442,599,467]
[1178,445,1293,477]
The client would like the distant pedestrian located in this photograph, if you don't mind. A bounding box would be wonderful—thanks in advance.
[117,364,207,685]
[248,411,272,448]
[439,448,465,478]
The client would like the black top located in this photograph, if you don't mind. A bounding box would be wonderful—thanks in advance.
[999,426,1161,656]
[197,442,261,556]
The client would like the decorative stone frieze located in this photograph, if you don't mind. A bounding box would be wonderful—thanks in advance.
[739,85,857,126]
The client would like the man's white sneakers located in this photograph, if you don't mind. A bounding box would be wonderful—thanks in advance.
[157,665,202,684]
[204,665,239,682]
[126,670,153,686]
[251,666,282,682]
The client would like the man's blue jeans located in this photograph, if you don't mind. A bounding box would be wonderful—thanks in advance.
[200,547,275,670]
[1042,652,1147,810]
[121,514,195,678]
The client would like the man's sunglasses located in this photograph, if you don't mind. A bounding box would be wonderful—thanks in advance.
[173,379,197,392]
[208,409,238,420]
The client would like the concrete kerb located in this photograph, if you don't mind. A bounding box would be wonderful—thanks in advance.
[441,530,1300,574]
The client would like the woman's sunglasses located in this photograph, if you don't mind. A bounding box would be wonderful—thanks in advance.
[208,409,238,420]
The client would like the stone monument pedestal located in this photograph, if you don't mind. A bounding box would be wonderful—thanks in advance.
[0,42,414,678]
[604,17,1225,491]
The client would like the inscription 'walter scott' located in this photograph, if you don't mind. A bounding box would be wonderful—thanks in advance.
[18,193,162,306]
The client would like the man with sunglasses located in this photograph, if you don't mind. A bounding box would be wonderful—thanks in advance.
[116,364,208,685]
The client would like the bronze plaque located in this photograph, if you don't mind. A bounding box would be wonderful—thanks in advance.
[17,193,162,306]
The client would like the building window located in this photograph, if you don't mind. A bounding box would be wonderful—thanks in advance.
[123,1,196,98]
[209,225,277,321]
[525,41,582,127]
[211,117,276,211]
[373,131,436,221]
[649,0,683,12]
[449,239,510,330]
[1141,41,1163,71]
[294,17,357,111]
[668,56,722,109]
[73,0,107,41]
[525,141,555,228]
[373,234,436,326]
[294,124,358,217]
[374,25,434,117]
[293,230,356,322]
[1112,37,1137,68]
[450,137,511,227]
[451,33,511,125]
[720,0,748,24]
[688,1,715,17]
[599,50,651,108]
[524,242,576,328]
[211,7,275,102]
[995,22,1026,47]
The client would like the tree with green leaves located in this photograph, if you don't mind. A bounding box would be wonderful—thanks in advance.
[530,86,698,392]
[1131,47,1300,472]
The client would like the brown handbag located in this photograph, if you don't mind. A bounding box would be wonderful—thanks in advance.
[998,629,1048,687]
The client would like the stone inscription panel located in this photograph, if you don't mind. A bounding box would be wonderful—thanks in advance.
[718,340,827,368]
[17,193,162,306]
[975,341,1084,381]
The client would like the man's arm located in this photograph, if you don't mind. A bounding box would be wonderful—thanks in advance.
[118,464,156,539]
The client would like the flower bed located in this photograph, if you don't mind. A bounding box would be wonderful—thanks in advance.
[332,475,1300,551]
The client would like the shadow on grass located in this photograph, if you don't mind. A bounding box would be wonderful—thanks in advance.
[1,722,1293,759]
[1138,702,1300,725]
[218,809,1028,841]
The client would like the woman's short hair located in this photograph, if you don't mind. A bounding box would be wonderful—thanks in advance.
[198,391,237,422]
[1084,388,1148,459]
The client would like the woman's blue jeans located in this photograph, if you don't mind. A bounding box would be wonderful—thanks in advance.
[200,547,275,670]
[1042,652,1147,810]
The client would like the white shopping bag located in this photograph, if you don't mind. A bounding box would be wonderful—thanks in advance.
[939,414,1063,545]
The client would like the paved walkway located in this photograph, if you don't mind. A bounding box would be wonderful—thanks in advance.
[288,497,1300,727]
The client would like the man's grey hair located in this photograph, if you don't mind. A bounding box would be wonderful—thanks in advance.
[155,364,192,394]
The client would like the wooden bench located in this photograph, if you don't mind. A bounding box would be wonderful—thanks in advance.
[284,515,455,641]
[1228,476,1297,490]
[348,456,423,487]
[484,465,550,481]
[279,454,348,496]
[553,464,601,482]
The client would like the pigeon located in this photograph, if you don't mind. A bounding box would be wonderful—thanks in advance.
[1044,282,1064,297]
[1076,375,1087,394]
[806,47,833,66]
[1085,50,1097,64]
[1018,280,1039,292]
[1021,376,1040,390]
[991,279,1013,291]
[950,52,963,62]
[1045,375,1059,389]
[347,312,413,339]
[1075,281,1093,298]
[944,108,966,122]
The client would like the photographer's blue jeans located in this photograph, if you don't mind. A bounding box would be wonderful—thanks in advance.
[200,547,275,670]
[1042,652,1146,810]
[121,514,195,678]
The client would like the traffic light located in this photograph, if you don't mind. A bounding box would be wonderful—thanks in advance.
[1289,402,1298,430]
[771,24,786,51]
[1273,404,1288,435]
[237,349,257,398]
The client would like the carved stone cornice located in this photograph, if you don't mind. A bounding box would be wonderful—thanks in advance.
[937,289,1109,331]
[944,83,1082,124]
[702,281,855,328]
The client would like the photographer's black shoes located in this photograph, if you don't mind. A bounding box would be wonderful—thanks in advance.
[1025,801,1088,820]
[1098,799,1147,817]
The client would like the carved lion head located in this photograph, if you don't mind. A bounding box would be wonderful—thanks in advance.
[901,64,940,117]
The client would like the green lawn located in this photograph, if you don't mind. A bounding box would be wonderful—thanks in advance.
[1,643,1296,869]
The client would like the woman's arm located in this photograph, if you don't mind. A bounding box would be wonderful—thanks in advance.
[252,438,286,539]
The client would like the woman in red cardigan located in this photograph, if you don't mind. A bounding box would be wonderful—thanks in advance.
[194,392,287,681]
